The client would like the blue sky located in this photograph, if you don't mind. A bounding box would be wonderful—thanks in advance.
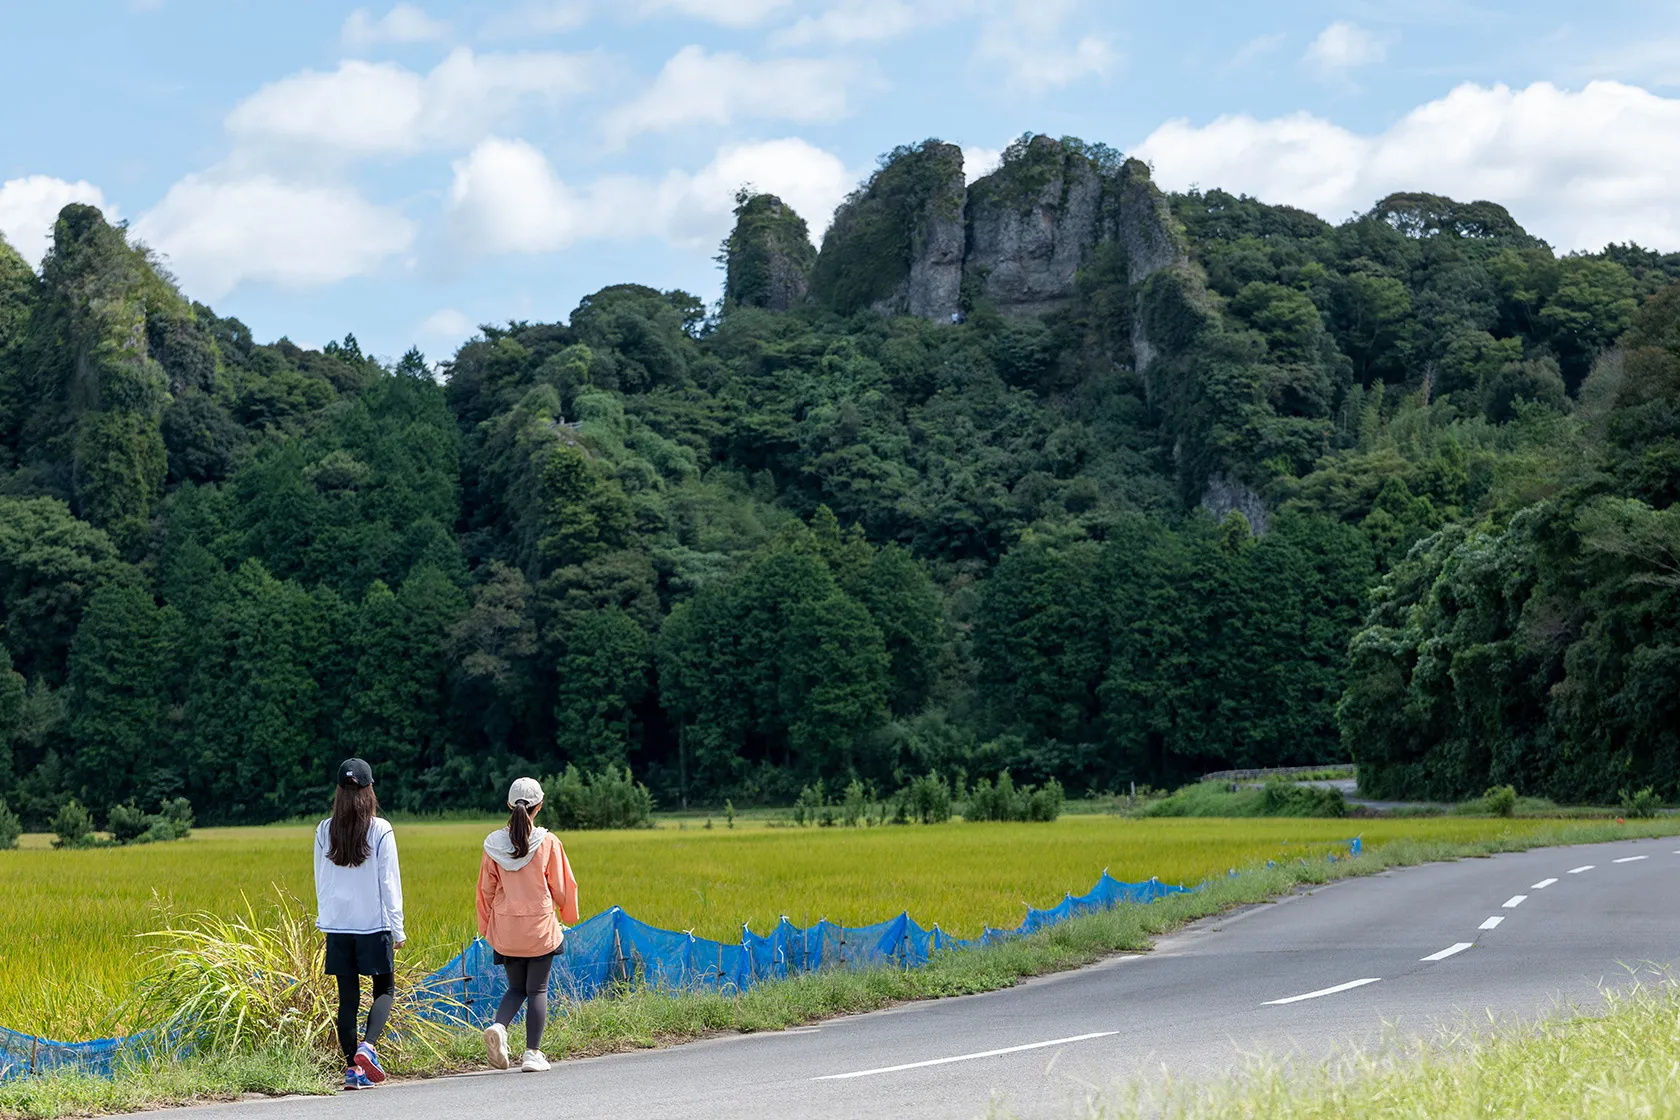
[2,0,1678,364]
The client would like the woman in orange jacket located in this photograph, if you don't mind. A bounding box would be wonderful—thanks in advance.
[476,776,579,1073]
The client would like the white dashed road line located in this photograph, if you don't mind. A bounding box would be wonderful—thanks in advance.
[1568,865,1594,874]
[1531,878,1557,889]
[1421,942,1474,962]
[1263,978,1382,1006]
[1613,856,1649,864]
[811,1032,1119,1080]
[1503,895,1527,908]
[1479,916,1505,930]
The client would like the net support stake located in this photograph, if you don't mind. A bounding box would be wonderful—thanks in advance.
[30,1035,38,1077]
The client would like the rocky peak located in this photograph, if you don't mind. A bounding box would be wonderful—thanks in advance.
[808,140,966,319]
[721,191,816,313]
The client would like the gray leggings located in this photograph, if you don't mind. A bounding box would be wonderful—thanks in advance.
[494,953,555,1050]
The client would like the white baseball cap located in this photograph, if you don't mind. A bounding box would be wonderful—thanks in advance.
[508,776,544,808]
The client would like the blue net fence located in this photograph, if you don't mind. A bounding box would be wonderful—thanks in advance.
[0,837,1361,1080]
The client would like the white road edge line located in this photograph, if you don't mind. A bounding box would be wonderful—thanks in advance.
[1531,878,1558,889]
[1480,916,1505,930]
[1613,856,1649,864]
[1568,865,1594,874]
[811,1032,1119,1080]
[1503,895,1527,908]
[1263,978,1381,1006]
[1421,942,1474,962]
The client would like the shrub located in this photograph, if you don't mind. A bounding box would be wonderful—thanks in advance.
[791,782,827,827]
[1482,785,1518,818]
[963,771,1065,822]
[840,779,869,827]
[0,796,20,850]
[52,799,94,848]
[108,798,194,845]
[107,802,150,845]
[543,765,655,830]
[1029,778,1065,822]
[895,771,952,824]
[1620,786,1662,820]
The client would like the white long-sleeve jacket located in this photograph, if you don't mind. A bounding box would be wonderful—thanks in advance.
[313,817,405,943]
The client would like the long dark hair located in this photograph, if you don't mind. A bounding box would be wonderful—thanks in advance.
[507,802,538,860]
[328,785,378,867]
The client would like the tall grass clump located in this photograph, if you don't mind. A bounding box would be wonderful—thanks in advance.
[130,889,460,1068]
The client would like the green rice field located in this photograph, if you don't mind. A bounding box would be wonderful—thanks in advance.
[0,816,1565,1039]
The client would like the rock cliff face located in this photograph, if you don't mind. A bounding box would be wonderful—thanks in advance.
[963,136,1109,318]
[809,137,1186,359]
[721,193,816,313]
[807,141,966,318]
[1201,473,1271,536]
[898,153,965,321]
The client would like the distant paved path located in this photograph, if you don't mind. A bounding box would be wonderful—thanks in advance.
[147,837,1680,1120]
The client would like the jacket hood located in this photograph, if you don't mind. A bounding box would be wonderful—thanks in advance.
[484,826,550,872]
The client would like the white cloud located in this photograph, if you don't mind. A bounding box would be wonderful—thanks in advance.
[133,174,414,298]
[342,4,452,51]
[481,1,590,38]
[1133,80,1680,252]
[772,0,934,47]
[972,0,1115,95]
[0,176,117,268]
[637,0,793,27]
[418,308,475,339]
[603,46,865,143]
[226,47,602,160]
[962,145,1002,183]
[443,135,855,259]
[1229,32,1286,69]
[1302,21,1387,81]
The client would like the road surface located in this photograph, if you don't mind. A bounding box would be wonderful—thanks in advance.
[147,836,1680,1120]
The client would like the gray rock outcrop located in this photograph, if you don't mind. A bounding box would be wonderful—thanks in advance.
[721,193,816,313]
[963,136,1108,318]
[810,136,1186,357]
[1201,473,1271,536]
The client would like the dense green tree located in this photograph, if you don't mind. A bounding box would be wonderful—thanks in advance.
[66,581,181,812]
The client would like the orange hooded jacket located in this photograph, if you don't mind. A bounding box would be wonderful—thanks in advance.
[476,828,579,959]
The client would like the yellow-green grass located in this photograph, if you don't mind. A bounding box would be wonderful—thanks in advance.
[0,816,1562,1040]
[1082,977,1680,1120]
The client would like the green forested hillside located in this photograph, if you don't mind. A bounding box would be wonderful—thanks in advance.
[1,136,1677,825]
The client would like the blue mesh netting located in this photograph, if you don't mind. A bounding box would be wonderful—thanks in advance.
[1,839,1361,1078]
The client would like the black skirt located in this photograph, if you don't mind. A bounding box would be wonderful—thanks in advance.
[324,931,395,977]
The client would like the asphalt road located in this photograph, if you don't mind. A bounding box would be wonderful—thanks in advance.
[148,836,1680,1120]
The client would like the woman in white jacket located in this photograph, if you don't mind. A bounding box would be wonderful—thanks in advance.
[314,758,404,1091]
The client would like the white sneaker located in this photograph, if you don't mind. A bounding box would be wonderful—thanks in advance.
[520,1050,550,1073]
[483,1023,509,1070]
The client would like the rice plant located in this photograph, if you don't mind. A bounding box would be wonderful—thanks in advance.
[128,888,461,1067]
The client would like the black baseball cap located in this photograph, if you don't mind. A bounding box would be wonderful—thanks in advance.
[337,758,374,789]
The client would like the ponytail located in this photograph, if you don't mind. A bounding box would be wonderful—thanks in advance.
[328,784,378,867]
[507,803,535,860]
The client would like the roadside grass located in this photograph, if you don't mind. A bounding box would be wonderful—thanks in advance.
[6,817,1679,1119]
[0,1049,327,1119]
[1078,974,1680,1120]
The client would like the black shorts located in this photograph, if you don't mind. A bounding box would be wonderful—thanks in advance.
[324,931,395,977]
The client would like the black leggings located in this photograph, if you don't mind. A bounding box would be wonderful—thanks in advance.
[494,954,555,1051]
[336,972,395,1064]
